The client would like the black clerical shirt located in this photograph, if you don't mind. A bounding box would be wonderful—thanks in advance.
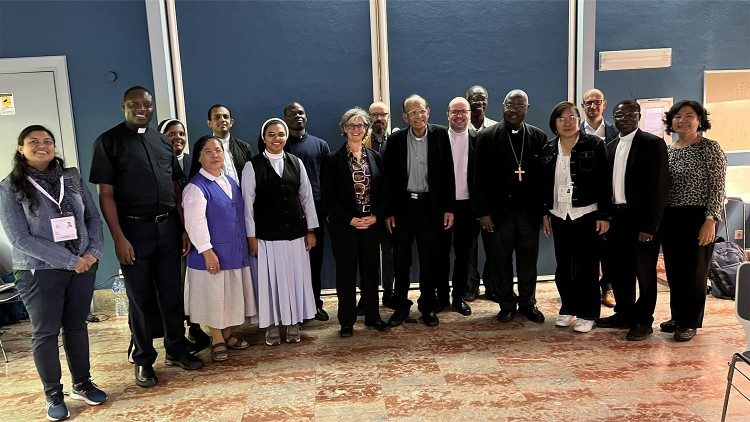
[89,122,184,216]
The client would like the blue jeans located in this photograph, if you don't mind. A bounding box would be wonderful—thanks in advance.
[15,269,95,397]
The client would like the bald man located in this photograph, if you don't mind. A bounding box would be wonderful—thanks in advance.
[436,97,475,316]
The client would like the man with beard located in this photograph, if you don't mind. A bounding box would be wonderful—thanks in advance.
[474,89,547,324]
[283,102,331,321]
[190,104,254,181]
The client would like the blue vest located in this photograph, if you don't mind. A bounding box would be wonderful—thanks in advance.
[186,173,250,270]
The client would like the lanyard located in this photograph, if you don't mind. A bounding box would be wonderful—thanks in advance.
[26,176,65,212]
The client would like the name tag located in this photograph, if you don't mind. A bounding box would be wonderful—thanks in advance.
[51,216,77,242]
[558,184,573,203]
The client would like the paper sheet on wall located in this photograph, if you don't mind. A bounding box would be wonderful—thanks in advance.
[0,93,15,116]
[637,97,672,142]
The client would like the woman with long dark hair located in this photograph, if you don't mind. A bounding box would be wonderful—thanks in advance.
[0,125,106,421]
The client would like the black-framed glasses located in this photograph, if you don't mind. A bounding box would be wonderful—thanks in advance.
[582,100,604,107]
[613,111,640,120]
[370,112,389,119]
[449,109,470,116]
[504,103,528,112]
[345,123,367,131]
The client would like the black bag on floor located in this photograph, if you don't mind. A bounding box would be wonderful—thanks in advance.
[708,237,747,300]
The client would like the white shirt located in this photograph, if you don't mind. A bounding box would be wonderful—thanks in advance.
[241,152,319,237]
[584,119,606,140]
[182,168,233,254]
[176,153,186,171]
[550,141,598,220]
[470,116,498,132]
[448,126,470,200]
[218,133,239,182]
[612,130,637,204]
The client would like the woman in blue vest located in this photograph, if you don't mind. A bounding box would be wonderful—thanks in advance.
[0,125,107,421]
[183,136,256,362]
[242,118,319,346]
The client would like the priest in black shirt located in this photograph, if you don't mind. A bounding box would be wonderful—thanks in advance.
[90,86,203,388]
[474,89,548,324]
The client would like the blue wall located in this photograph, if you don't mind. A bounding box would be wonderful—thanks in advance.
[175,0,373,152]
[0,0,155,287]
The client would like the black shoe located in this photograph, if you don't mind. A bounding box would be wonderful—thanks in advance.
[314,307,329,321]
[165,352,204,371]
[660,319,678,333]
[596,313,630,329]
[382,294,397,310]
[674,327,697,342]
[452,299,472,316]
[134,365,158,388]
[422,311,439,327]
[626,323,653,341]
[365,318,391,332]
[484,291,500,303]
[188,326,211,354]
[497,308,517,322]
[519,306,545,323]
[339,325,353,338]
[388,306,410,327]
[464,292,477,302]
[355,302,365,316]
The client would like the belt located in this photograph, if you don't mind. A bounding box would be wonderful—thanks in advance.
[408,192,429,200]
[124,212,171,223]
[356,204,371,213]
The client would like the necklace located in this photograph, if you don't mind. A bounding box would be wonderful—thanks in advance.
[506,123,527,181]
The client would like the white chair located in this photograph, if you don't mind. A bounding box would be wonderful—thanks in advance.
[721,262,750,421]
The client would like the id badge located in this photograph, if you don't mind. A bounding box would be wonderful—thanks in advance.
[557,184,573,203]
[51,216,77,242]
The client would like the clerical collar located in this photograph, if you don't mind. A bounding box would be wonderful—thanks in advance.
[125,121,149,133]
[176,153,184,161]
[411,127,427,140]
[619,130,637,143]
[218,133,231,144]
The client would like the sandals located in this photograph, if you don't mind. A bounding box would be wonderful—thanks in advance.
[210,343,229,362]
[224,333,250,350]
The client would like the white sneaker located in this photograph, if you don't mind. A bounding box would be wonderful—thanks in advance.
[555,314,575,327]
[573,319,595,333]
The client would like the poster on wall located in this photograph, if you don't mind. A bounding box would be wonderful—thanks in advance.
[704,69,750,153]
[637,97,672,142]
[0,93,15,116]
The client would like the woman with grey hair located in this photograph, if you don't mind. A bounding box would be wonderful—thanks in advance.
[323,108,390,337]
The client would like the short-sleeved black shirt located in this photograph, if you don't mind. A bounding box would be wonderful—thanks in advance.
[89,122,184,216]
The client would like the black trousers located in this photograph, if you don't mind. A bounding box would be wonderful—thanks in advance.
[598,236,614,292]
[661,206,714,329]
[472,231,500,297]
[550,213,601,320]
[438,199,473,302]
[380,228,394,294]
[392,198,440,314]
[15,269,95,397]
[607,208,661,325]
[330,220,381,326]
[484,210,540,310]
[310,200,326,308]
[121,213,188,365]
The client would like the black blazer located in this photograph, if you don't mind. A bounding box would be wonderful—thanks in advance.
[580,120,618,144]
[189,136,255,181]
[606,129,668,235]
[322,145,385,225]
[383,124,455,221]
[473,120,547,220]
[463,131,479,201]
[539,132,612,220]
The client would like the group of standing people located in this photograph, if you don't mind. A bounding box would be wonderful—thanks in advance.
[0,83,726,421]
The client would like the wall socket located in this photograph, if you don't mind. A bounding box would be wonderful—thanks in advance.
[735,230,745,240]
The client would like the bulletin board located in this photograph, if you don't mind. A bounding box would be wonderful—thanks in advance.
[704,69,750,152]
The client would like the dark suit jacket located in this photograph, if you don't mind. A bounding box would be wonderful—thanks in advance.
[383,124,455,222]
[456,131,478,201]
[580,120,618,144]
[606,129,668,235]
[539,133,612,220]
[473,120,547,220]
[322,145,385,225]
[182,152,192,182]
[189,136,254,181]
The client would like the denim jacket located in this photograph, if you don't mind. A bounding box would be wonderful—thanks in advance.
[0,168,104,270]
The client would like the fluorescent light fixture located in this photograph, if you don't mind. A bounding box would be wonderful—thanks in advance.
[599,48,672,71]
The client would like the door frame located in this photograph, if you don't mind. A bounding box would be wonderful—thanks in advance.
[0,55,79,167]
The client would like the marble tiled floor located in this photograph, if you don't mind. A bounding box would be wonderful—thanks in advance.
[2,281,750,421]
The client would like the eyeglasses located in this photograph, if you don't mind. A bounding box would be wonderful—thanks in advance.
[504,103,528,112]
[201,147,223,156]
[345,123,367,131]
[613,111,640,120]
[370,112,389,119]
[582,100,604,107]
[555,116,579,124]
[407,109,429,117]
[449,109,470,116]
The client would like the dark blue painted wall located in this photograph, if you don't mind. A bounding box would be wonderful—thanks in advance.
[0,0,155,287]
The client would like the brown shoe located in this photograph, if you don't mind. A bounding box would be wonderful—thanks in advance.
[601,290,616,308]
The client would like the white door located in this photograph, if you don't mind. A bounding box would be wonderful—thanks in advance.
[0,56,77,272]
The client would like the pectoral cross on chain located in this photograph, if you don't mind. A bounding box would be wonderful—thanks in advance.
[515,166,525,181]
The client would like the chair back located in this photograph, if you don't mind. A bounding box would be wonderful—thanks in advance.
[737,262,750,351]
